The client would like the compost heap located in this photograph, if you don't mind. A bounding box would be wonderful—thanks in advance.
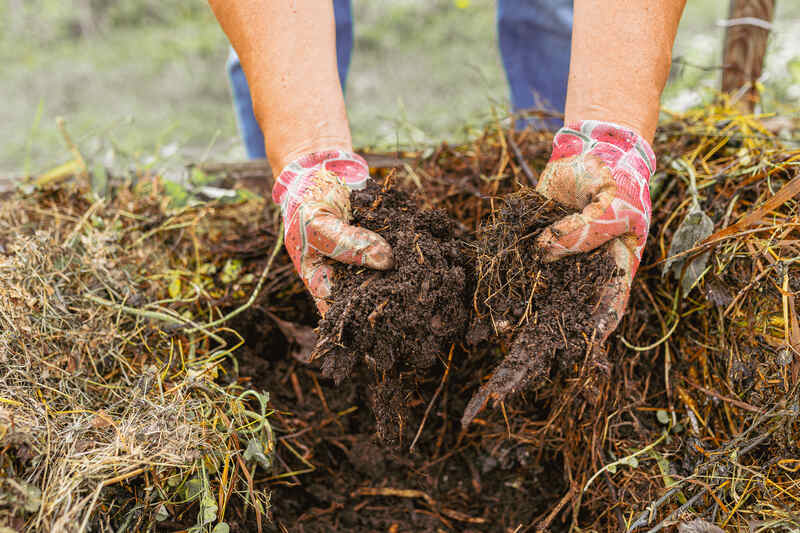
[2,102,800,532]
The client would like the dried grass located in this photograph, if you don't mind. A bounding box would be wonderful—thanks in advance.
[0,180,277,532]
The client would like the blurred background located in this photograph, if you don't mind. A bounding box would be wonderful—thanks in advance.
[2,0,799,176]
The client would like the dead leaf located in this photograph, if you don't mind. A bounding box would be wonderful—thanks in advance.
[267,312,317,364]
[705,277,733,307]
[90,410,113,428]
[664,203,714,296]
[678,518,725,533]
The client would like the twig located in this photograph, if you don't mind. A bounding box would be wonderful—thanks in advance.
[679,376,761,413]
[187,222,284,331]
[507,132,536,187]
[353,487,486,524]
[83,293,225,345]
[584,431,669,492]
[410,344,454,453]
[536,483,576,532]
[56,116,88,178]
[643,488,708,533]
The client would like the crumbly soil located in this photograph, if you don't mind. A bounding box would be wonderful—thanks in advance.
[232,333,570,532]
[464,188,618,424]
[315,181,471,442]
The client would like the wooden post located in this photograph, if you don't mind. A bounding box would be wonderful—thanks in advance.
[721,0,776,111]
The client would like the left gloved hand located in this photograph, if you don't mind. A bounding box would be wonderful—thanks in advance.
[535,120,656,341]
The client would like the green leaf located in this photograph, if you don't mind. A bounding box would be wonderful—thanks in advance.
[90,164,108,199]
[243,438,272,470]
[788,57,800,84]
[212,523,230,533]
[198,493,218,525]
[168,273,182,299]
[620,455,639,469]
[191,167,215,186]
[197,263,217,275]
[649,450,676,488]
[219,259,243,284]
[184,477,203,501]
[155,504,169,522]
[234,188,261,203]
[163,180,189,208]
[657,409,670,425]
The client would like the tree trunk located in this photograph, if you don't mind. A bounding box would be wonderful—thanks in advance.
[721,0,776,111]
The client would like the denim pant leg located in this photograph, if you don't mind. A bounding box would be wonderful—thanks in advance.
[497,0,573,129]
[227,0,354,160]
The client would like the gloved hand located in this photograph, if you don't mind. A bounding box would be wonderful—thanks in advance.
[461,121,656,426]
[273,150,394,315]
[536,120,656,340]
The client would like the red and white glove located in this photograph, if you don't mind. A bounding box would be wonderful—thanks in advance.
[273,150,394,315]
[536,121,656,339]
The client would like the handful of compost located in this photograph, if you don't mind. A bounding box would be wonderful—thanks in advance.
[462,121,656,425]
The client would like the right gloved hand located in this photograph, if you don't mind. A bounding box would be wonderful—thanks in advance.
[272,150,394,315]
[535,120,656,342]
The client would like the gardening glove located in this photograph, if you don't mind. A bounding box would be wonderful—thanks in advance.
[273,150,394,315]
[536,120,656,341]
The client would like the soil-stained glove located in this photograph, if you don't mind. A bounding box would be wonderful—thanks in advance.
[273,150,394,315]
[536,121,656,340]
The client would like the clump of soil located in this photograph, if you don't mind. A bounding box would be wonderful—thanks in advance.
[464,188,618,424]
[315,181,471,440]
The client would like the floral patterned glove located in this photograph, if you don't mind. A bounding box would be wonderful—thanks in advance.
[536,121,656,340]
[273,150,394,315]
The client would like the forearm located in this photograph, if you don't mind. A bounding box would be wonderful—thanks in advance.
[565,0,686,143]
[209,0,352,172]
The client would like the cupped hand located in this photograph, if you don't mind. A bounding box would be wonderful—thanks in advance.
[273,150,394,315]
[535,121,656,341]
[461,122,657,427]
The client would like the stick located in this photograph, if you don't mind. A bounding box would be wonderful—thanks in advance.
[410,344,454,453]
[188,224,284,331]
[507,132,536,187]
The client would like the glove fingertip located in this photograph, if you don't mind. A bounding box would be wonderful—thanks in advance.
[535,227,569,262]
[363,238,394,270]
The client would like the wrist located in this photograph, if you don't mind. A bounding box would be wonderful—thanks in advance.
[272,137,354,176]
[550,120,656,180]
[564,101,658,145]
[272,149,369,208]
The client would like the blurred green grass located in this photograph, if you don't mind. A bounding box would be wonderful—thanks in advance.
[1,0,798,175]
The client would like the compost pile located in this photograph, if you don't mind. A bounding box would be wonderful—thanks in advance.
[2,101,800,532]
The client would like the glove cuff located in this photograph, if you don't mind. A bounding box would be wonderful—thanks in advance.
[549,120,656,182]
[272,150,370,208]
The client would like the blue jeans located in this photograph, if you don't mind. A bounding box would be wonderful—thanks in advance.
[227,0,573,159]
